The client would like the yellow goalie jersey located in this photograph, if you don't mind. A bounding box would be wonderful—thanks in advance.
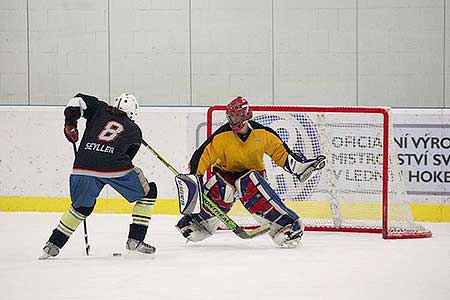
[189,120,291,178]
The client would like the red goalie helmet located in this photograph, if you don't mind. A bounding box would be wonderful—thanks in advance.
[226,96,253,133]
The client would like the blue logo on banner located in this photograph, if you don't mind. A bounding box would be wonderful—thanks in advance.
[254,113,322,201]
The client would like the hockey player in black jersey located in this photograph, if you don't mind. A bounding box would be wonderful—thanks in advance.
[39,93,157,259]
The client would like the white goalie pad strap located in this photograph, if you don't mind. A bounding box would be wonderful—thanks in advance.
[204,173,235,204]
[235,170,264,199]
[175,174,203,215]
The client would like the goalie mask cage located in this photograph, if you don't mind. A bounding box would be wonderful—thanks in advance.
[207,105,432,239]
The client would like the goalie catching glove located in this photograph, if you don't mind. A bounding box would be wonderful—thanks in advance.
[175,174,203,215]
[284,153,326,183]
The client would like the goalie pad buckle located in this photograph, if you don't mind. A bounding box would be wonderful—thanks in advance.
[175,174,203,215]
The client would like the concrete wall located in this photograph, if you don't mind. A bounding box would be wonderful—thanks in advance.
[0,0,448,107]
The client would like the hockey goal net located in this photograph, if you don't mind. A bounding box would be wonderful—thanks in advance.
[207,105,432,239]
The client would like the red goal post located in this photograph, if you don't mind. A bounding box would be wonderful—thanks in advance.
[207,105,432,239]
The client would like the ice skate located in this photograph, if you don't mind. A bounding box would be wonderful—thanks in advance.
[126,238,156,255]
[38,242,60,260]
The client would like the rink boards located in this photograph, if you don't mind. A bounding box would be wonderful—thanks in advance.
[0,195,448,222]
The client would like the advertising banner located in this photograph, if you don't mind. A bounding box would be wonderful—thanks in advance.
[393,109,450,204]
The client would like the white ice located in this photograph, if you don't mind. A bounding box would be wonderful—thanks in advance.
[0,212,449,300]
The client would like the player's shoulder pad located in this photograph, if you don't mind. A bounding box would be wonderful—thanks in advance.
[196,123,232,155]
[216,122,232,134]
[121,112,142,135]
[249,120,279,136]
[209,123,233,140]
[249,120,287,146]
[74,93,98,101]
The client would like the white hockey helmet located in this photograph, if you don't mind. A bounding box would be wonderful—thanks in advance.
[113,93,139,121]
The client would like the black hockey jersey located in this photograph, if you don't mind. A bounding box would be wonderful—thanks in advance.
[65,93,142,178]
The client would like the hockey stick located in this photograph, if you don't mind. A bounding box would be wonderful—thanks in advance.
[141,139,270,239]
[72,142,91,255]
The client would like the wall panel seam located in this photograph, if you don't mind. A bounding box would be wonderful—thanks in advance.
[444,0,446,107]
[189,0,193,106]
[107,0,111,104]
[272,0,275,105]
[26,0,30,105]
[356,0,359,107]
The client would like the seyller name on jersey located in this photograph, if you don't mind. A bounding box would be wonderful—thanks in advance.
[84,142,115,154]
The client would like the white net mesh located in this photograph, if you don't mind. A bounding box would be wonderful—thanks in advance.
[208,106,431,239]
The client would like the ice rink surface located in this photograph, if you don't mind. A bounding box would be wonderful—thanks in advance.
[0,212,448,300]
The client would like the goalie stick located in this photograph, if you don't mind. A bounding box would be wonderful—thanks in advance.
[72,142,91,256]
[141,139,270,239]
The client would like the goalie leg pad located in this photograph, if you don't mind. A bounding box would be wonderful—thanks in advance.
[203,173,236,214]
[236,171,298,219]
[236,171,303,247]
[178,173,235,221]
[175,174,202,214]
[235,171,273,215]
[175,173,234,241]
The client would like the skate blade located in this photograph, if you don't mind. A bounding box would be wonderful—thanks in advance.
[38,252,53,260]
[125,250,156,259]
[281,240,302,249]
